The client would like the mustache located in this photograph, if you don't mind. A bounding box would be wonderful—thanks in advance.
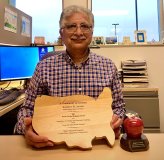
[71,36,86,40]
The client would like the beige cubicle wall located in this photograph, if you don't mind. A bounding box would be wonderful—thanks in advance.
[0,1,32,45]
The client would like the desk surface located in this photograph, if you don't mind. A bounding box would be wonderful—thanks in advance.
[0,133,164,160]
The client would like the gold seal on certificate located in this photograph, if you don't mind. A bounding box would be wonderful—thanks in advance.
[32,88,115,149]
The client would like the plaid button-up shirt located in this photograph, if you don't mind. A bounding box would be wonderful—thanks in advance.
[14,50,125,134]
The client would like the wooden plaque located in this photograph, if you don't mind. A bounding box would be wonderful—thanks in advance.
[32,88,115,149]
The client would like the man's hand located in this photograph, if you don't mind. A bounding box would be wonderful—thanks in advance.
[110,114,124,139]
[24,117,54,148]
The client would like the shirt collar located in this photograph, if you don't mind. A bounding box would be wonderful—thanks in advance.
[63,48,100,67]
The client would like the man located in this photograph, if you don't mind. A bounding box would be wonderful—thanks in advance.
[14,5,126,148]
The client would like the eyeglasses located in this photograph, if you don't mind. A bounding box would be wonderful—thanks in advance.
[61,23,92,33]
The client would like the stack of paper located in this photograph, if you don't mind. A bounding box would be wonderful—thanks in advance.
[121,60,149,88]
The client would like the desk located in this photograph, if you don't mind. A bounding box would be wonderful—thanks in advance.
[0,94,25,117]
[0,134,164,160]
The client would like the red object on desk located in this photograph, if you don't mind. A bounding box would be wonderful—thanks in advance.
[123,116,144,139]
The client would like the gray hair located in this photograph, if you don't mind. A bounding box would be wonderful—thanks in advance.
[59,5,94,28]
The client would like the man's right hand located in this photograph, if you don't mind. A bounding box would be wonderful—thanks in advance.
[24,117,54,148]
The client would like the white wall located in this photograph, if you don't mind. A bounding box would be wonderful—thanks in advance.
[91,45,164,132]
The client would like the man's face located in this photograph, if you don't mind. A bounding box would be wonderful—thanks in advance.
[60,12,93,51]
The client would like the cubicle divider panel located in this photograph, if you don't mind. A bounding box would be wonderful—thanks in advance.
[0,1,32,45]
